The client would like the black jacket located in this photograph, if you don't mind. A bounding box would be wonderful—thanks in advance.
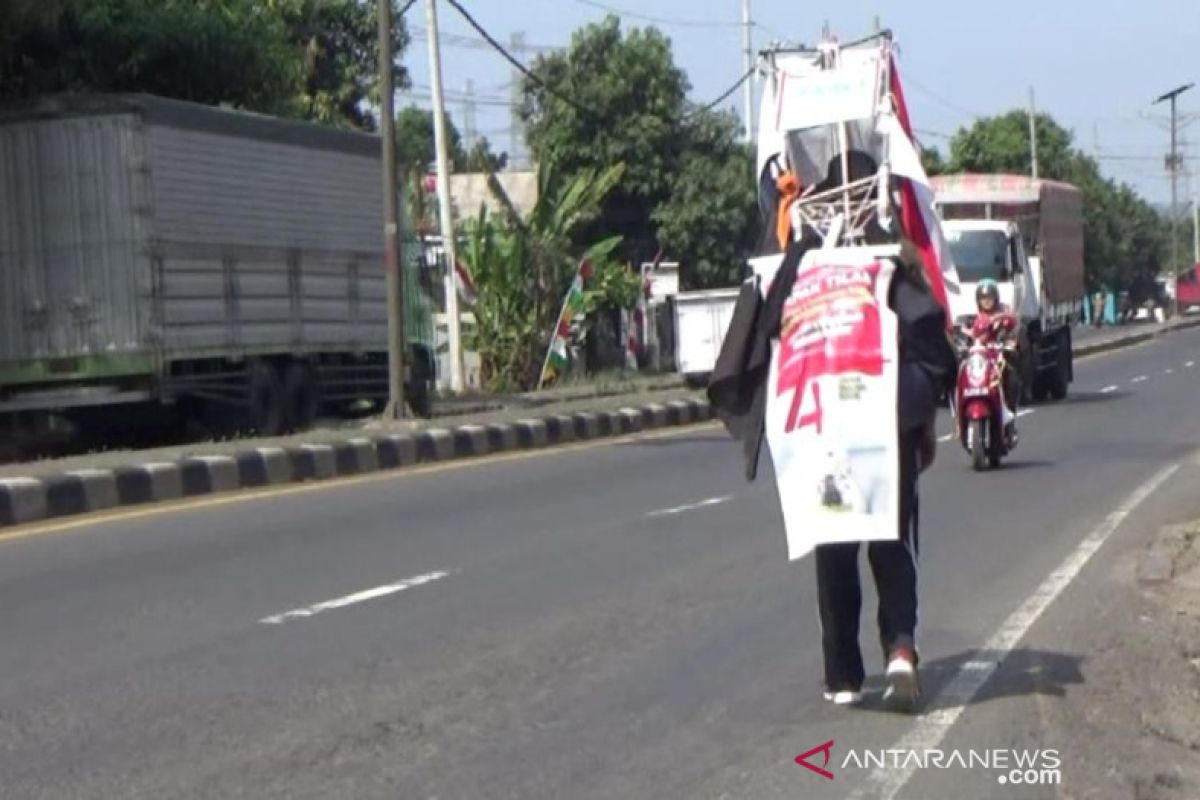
[707,241,957,481]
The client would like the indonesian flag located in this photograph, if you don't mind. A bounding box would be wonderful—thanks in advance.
[886,55,960,327]
[454,259,478,306]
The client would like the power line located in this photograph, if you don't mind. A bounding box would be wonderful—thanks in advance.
[570,0,743,28]
[903,75,984,121]
[691,66,757,116]
[754,21,792,42]
[914,127,954,140]
[408,24,562,53]
[444,0,602,120]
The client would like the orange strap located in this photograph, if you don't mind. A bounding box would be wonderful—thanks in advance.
[775,171,801,250]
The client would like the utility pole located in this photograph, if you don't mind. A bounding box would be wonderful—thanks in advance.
[509,31,526,168]
[378,0,407,418]
[463,79,477,153]
[1193,194,1199,267]
[1154,82,1194,318]
[741,0,753,143]
[425,0,465,392]
[1028,87,1039,180]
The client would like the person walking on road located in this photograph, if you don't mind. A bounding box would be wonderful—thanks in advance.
[708,233,956,712]
[814,239,955,710]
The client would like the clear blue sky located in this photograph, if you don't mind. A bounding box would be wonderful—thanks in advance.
[402,0,1200,204]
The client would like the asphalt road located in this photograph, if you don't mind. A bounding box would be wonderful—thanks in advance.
[2,329,1200,799]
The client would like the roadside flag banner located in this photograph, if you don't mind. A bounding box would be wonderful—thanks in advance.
[538,259,591,389]
[454,259,478,306]
[766,247,901,559]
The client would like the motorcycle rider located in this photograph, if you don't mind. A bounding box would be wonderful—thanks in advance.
[969,279,1019,442]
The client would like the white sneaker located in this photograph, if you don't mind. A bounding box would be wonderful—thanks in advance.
[823,687,865,706]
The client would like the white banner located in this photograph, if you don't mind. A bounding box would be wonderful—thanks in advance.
[765,247,900,560]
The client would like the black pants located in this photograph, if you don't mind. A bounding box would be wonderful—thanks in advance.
[815,430,920,689]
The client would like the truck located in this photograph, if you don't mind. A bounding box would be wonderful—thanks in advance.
[673,288,739,386]
[931,174,1085,401]
[0,93,437,441]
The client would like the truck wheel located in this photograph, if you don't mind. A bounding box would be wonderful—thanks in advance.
[1018,339,1036,405]
[405,346,435,418]
[1047,344,1070,401]
[281,362,318,432]
[1031,376,1049,403]
[406,379,433,418]
[245,361,285,436]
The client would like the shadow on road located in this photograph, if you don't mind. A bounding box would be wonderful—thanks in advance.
[859,647,1086,715]
[995,459,1057,472]
[1059,390,1131,405]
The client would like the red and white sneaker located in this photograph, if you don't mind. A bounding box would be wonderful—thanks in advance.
[883,646,921,711]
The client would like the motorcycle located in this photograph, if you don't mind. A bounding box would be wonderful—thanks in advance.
[952,324,1014,471]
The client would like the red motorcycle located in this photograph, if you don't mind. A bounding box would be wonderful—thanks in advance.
[953,324,1014,471]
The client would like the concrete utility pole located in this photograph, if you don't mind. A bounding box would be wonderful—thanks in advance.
[1028,87,1039,180]
[1154,82,1194,318]
[509,31,526,168]
[463,79,477,152]
[741,0,753,143]
[378,0,407,418]
[425,0,465,392]
[1193,194,1199,267]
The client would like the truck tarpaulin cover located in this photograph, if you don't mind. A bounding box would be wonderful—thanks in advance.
[765,248,900,559]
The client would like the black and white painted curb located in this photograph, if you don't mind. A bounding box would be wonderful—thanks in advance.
[0,399,714,528]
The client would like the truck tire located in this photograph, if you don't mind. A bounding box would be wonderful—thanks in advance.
[245,361,286,436]
[281,362,318,432]
[1047,333,1070,400]
[1018,332,1036,405]
[405,345,435,418]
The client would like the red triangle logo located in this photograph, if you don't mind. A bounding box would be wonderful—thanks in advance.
[795,739,835,780]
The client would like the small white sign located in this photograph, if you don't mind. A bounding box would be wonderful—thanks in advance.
[774,61,880,132]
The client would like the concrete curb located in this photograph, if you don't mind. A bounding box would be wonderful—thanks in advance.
[0,398,715,529]
[1074,317,1200,358]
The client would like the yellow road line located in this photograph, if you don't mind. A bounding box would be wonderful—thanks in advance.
[0,421,722,544]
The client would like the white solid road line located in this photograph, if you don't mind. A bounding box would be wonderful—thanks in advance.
[1101,385,1120,394]
[259,570,451,625]
[1131,375,1148,383]
[648,496,732,518]
[848,463,1180,800]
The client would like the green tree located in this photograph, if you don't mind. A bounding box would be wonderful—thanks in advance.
[0,0,297,109]
[0,0,408,130]
[270,0,410,130]
[395,105,466,173]
[462,136,508,173]
[521,16,760,287]
[521,16,689,262]
[653,109,757,288]
[920,145,947,177]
